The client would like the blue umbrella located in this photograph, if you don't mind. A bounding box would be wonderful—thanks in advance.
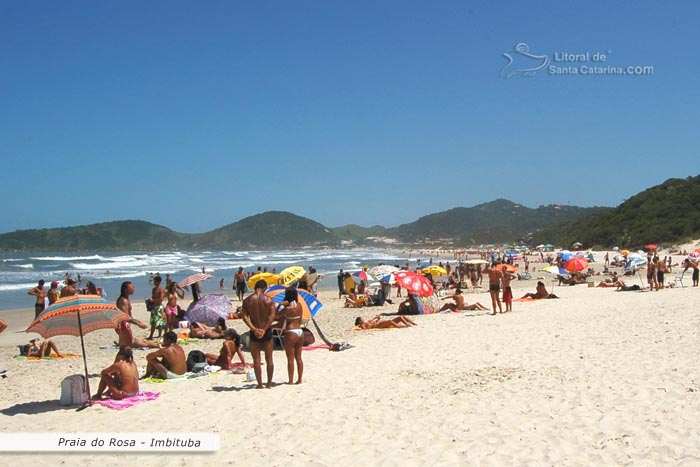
[265,285,323,318]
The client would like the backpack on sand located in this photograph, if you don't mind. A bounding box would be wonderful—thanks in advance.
[59,374,88,406]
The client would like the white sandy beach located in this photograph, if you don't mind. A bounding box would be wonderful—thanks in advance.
[0,249,699,466]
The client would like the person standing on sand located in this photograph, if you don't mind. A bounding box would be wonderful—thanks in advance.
[337,269,345,298]
[656,256,667,290]
[234,267,246,301]
[115,281,159,349]
[240,280,276,389]
[147,275,166,340]
[47,281,60,305]
[500,265,517,312]
[483,263,504,315]
[28,279,47,318]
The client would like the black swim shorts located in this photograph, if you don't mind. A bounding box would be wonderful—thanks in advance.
[250,328,273,343]
[489,284,500,292]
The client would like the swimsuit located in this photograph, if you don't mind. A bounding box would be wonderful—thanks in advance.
[150,305,164,327]
[34,303,45,317]
[165,305,178,316]
[503,286,513,303]
[250,328,273,343]
[166,370,185,379]
[236,281,245,294]
[285,329,303,337]
[489,284,500,292]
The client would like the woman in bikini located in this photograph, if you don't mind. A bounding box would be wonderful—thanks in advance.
[189,318,227,339]
[25,338,62,358]
[205,328,246,370]
[278,287,304,384]
[164,281,185,332]
[93,346,140,400]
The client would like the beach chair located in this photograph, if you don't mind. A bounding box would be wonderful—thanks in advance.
[673,271,685,288]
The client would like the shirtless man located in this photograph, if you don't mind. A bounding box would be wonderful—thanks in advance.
[234,267,247,301]
[115,281,159,349]
[147,275,167,340]
[240,280,276,388]
[439,287,489,312]
[483,263,504,315]
[656,256,667,290]
[61,279,77,298]
[93,347,140,400]
[28,279,47,318]
[47,281,60,305]
[500,265,517,312]
[143,331,187,379]
[205,328,246,370]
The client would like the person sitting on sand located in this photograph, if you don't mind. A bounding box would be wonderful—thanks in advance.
[205,328,246,370]
[0,319,7,335]
[521,281,559,299]
[189,318,227,339]
[354,315,417,329]
[345,287,370,308]
[143,331,187,379]
[93,346,139,400]
[439,287,489,312]
[24,338,62,358]
[397,294,420,314]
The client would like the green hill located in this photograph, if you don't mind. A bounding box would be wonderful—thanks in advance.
[331,224,388,243]
[384,199,610,245]
[191,211,337,249]
[0,220,184,251]
[531,176,700,249]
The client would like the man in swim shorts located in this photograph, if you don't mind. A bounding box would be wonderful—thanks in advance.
[241,280,276,388]
[143,331,186,379]
[234,267,246,301]
[147,275,167,340]
[28,279,47,318]
[483,263,504,315]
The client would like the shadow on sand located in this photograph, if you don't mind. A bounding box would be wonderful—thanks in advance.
[1,399,79,416]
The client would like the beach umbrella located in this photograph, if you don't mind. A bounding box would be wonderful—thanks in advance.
[246,272,279,289]
[492,263,518,273]
[624,257,647,273]
[688,249,700,260]
[264,285,323,319]
[612,246,620,251]
[543,265,569,276]
[645,244,658,250]
[184,294,232,326]
[619,249,630,257]
[394,271,434,297]
[464,259,488,265]
[278,266,307,286]
[178,273,213,289]
[352,270,375,283]
[420,265,447,276]
[368,265,399,276]
[563,257,589,273]
[26,294,131,407]
[376,272,396,285]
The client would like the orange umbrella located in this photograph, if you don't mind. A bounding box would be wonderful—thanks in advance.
[492,263,518,273]
[564,257,589,272]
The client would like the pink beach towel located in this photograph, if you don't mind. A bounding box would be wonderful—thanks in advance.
[92,391,162,410]
[302,344,330,351]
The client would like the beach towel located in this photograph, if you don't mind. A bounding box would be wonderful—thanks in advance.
[352,326,392,331]
[141,366,222,383]
[302,344,331,351]
[17,353,81,361]
[513,297,541,302]
[92,391,162,410]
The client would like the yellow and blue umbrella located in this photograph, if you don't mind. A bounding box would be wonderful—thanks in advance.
[264,285,323,319]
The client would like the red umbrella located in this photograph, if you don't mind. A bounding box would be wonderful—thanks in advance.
[645,244,658,250]
[394,271,434,297]
[563,257,589,272]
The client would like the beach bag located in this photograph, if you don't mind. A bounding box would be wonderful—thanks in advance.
[186,350,207,372]
[145,298,155,312]
[302,327,315,346]
[59,374,88,406]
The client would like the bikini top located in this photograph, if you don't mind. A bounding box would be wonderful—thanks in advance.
[284,300,302,321]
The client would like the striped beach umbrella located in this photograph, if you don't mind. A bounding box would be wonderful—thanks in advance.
[178,273,214,289]
[265,285,323,319]
[26,294,131,407]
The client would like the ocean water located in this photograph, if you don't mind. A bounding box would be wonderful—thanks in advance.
[0,249,412,313]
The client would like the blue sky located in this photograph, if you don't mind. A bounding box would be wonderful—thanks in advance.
[2,1,698,234]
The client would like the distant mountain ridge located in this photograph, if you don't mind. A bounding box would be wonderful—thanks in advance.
[1,177,698,251]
